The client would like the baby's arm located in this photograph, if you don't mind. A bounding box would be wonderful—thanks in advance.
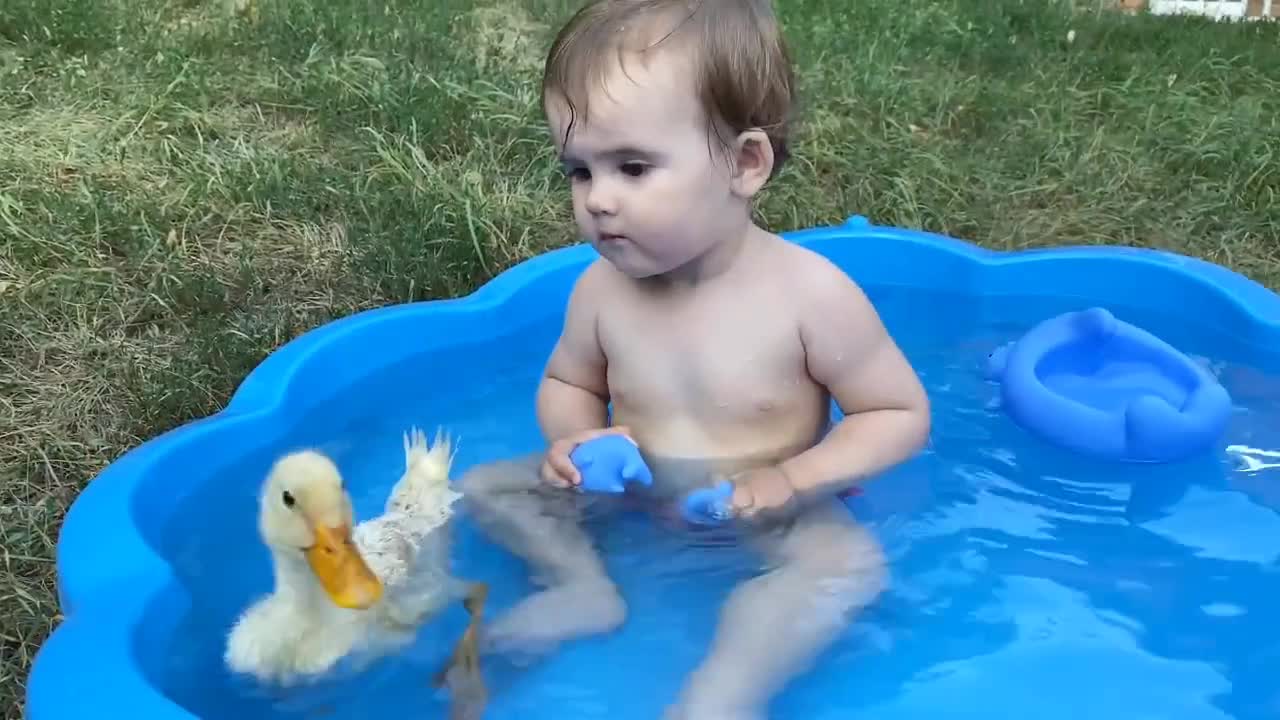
[536,261,612,442]
[779,258,931,496]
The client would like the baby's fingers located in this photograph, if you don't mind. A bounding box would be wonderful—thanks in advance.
[730,483,757,517]
[544,447,582,488]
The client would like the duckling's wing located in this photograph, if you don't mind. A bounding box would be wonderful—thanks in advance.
[352,516,417,588]
[354,514,459,631]
[387,427,461,517]
[354,511,456,587]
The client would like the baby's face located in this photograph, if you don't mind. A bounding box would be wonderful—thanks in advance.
[546,49,747,279]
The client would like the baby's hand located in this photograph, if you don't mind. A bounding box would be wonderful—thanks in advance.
[540,426,634,489]
[681,465,799,526]
[728,465,798,524]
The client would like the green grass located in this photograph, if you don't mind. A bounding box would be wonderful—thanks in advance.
[1,0,1278,714]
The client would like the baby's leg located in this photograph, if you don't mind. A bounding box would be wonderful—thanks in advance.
[457,454,626,656]
[669,501,888,720]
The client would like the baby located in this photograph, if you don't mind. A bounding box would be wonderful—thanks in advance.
[459,1,931,718]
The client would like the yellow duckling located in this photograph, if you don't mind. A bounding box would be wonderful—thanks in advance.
[224,427,486,710]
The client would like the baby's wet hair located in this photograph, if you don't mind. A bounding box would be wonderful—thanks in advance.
[543,0,796,181]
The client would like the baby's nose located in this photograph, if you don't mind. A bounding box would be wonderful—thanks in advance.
[585,180,618,215]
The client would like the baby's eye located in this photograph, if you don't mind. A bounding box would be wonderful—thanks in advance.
[563,166,591,182]
[620,162,648,178]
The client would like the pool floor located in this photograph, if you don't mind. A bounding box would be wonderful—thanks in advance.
[152,290,1280,719]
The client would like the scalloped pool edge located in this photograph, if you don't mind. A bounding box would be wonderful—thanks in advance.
[26,214,1280,719]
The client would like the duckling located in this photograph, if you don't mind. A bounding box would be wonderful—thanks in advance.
[224,427,487,705]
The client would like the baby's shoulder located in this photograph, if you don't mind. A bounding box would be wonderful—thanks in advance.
[566,257,626,304]
[761,233,870,305]
[758,234,891,352]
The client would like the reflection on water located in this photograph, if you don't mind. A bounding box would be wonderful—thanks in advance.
[148,292,1280,719]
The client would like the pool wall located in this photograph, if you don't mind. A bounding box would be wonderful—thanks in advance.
[25,215,1280,719]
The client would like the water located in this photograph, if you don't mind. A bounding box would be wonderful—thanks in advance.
[149,288,1280,719]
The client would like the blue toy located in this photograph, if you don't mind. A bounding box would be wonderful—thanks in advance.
[570,434,654,493]
[984,306,1232,463]
[571,435,735,524]
[680,479,735,526]
[571,435,733,524]
[678,479,860,526]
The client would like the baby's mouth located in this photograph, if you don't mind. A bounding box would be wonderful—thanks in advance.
[598,232,627,243]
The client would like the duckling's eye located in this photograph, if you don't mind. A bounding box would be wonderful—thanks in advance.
[281,490,296,509]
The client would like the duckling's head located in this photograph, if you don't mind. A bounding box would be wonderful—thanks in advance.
[259,450,383,610]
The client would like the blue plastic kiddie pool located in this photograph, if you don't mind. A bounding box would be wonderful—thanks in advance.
[27,215,1280,720]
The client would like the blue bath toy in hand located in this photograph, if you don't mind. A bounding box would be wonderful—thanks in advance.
[984,306,1232,463]
[680,480,734,525]
[570,434,653,493]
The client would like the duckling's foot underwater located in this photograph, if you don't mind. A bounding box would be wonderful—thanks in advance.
[433,581,490,720]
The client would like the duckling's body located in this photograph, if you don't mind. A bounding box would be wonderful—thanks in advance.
[225,428,485,695]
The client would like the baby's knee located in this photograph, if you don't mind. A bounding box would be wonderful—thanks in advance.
[794,520,889,610]
[576,577,627,629]
[457,453,543,500]
[457,464,501,499]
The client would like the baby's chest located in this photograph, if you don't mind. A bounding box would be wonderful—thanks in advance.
[600,312,810,413]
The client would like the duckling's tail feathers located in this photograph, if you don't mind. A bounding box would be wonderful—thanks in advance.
[385,425,462,518]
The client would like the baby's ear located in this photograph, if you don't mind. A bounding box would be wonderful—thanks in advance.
[729,128,775,198]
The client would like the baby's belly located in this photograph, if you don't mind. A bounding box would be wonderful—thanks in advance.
[637,454,744,498]
[615,406,826,472]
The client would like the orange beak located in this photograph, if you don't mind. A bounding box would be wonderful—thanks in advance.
[305,523,383,610]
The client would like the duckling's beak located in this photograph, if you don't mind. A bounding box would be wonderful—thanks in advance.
[305,523,383,609]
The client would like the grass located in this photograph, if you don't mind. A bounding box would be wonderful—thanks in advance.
[1,0,1277,715]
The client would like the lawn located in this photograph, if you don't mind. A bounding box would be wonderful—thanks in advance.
[1,0,1277,716]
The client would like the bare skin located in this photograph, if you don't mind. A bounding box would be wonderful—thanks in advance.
[543,228,926,485]
[460,40,930,720]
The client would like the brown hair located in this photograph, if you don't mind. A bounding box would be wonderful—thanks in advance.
[543,0,796,180]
